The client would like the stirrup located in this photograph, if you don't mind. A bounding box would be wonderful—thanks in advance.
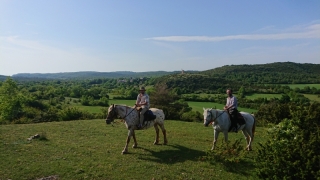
[233,127,238,133]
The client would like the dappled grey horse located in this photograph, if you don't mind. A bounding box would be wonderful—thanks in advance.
[203,108,256,151]
[106,104,167,154]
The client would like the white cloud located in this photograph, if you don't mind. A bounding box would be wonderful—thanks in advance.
[145,24,320,42]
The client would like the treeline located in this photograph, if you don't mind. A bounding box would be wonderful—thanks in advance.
[201,62,320,84]
[156,73,320,95]
[11,71,188,79]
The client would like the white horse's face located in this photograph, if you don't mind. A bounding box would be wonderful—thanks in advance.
[203,108,212,127]
[106,105,117,124]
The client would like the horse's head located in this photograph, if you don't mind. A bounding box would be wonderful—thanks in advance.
[203,108,213,127]
[106,104,117,124]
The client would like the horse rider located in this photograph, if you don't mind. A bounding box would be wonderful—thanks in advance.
[223,88,239,132]
[136,86,150,129]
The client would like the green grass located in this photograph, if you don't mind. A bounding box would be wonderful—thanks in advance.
[109,99,136,106]
[245,93,282,100]
[303,94,320,102]
[0,120,267,179]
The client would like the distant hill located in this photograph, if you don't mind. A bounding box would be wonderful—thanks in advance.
[202,62,320,75]
[0,75,9,81]
[201,62,320,84]
[153,62,320,93]
[11,70,198,80]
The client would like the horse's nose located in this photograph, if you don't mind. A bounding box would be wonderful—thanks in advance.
[106,119,111,124]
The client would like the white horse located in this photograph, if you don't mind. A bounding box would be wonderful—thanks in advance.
[203,108,256,151]
[105,104,167,154]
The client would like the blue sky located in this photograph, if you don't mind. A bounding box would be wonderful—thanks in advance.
[0,0,319,76]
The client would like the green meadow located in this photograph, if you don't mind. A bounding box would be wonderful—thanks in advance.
[0,119,267,179]
[244,93,282,100]
[302,94,320,102]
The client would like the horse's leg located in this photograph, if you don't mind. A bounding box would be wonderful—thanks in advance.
[247,129,254,151]
[242,130,250,150]
[223,131,229,143]
[159,123,167,145]
[153,123,160,145]
[212,130,219,150]
[132,130,138,148]
[122,129,133,154]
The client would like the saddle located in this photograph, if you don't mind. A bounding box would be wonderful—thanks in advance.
[144,110,156,121]
[227,112,246,132]
[136,107,156,122]
[236,113,246,125]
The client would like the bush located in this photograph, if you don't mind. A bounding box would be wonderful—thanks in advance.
[180,111,202,122]
[255,104,320,180]
[58,107,94,121]
[255,101,291,124]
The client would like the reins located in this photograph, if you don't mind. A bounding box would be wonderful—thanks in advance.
[111,104,136,120]
[121,106,136,119]
[209,110,226,123]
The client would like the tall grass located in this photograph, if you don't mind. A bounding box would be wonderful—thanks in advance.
[0,120,267,179]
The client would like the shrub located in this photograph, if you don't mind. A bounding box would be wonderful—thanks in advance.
[180,111,202,122]
[58,107,90,121]
[255,108,320,179]
[255,101,291,124]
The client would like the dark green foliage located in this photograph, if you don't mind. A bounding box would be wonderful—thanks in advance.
[255,103,320,179]
[255,101,291,124]
[180,111,202,122]
[58,107,95,121]
[150,83,191,120]
[202,62,320,84]
[0,78,24,123]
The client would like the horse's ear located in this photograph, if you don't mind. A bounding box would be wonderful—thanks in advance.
[203,107,205,111]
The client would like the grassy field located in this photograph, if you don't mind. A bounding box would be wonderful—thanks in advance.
[302,94,320,102]
[245,93,282,100]
[0,119,267,179]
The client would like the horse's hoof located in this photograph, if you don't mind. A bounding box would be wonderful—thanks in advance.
[132,144,137,148]
[163,141,168,145]
[153,141,159,145]
[122,150,128,154]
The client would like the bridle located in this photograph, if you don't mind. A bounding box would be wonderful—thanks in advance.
[205,109,226,125]
[106,104,137,124]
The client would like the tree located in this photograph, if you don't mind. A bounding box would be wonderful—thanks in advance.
[238,86,246,98]
[256,103,320,179]
[0,78,24,123]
